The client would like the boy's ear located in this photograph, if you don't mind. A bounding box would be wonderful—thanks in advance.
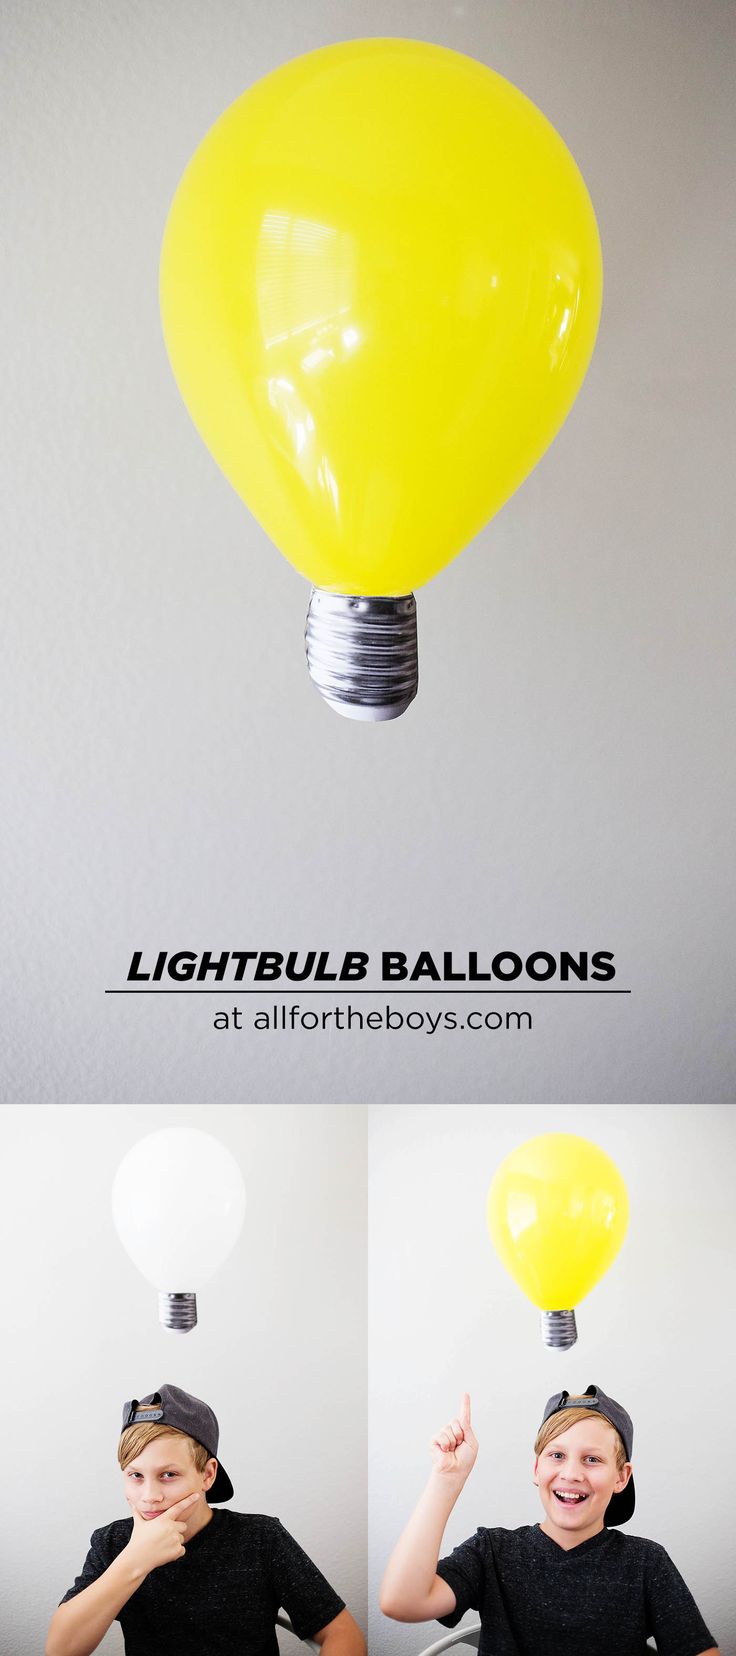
[614,1462,633,1493]
[532,1455,539,1487]
[203,1457,218,1490]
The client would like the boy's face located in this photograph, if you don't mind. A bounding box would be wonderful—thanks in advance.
[534,1416,632,1547]
[123,1434,216,1530]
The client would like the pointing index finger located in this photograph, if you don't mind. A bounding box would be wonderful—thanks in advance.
[461,1393,471,1427]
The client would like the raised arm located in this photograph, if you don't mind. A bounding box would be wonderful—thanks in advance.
[45,1493,202,1656]
[380,1394,478,1623]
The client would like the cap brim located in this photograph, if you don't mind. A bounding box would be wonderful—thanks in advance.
[207,1461,234,1503]
[606,1474,635,1526]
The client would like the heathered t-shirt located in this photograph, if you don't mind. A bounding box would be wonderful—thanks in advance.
[436,1525,716,1656]
[60,1510,345,1655]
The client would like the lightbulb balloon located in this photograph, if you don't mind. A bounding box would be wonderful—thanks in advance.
[160,38,602,719]
[486,1133,628,1349]
[112,1128,246,1331]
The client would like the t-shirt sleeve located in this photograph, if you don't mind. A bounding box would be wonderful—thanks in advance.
[645,1543,717,1656]
[269,1519,346,1640]
[59,1527,116,1605]
[435,1529,487,1628]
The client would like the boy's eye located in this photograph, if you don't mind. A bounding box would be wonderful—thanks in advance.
[127,1469,180,1480]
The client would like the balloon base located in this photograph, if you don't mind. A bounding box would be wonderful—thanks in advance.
[541,1309,578,1349]
[305,590,418,721]
[158,1292,197,1332]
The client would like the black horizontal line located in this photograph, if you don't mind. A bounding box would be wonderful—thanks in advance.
[106,988,631,996]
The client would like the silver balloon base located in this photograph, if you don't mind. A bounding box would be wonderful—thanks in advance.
[305,590,418,721]
[158,1292,197,1332]
[540,1309,578,1349]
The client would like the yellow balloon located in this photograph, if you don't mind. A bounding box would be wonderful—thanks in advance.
[486,1134,628,1348]
[160,39,603,717]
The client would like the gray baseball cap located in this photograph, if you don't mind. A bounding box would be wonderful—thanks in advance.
[540,1383,635,1525]
[121,1383,234,1503]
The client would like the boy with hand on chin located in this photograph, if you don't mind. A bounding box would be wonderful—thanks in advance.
[46,1384,365,1656]
[381,1386,719,1656]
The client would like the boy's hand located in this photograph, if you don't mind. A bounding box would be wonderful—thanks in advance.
[125,1492,202,1575]
[429,1394,478,1482]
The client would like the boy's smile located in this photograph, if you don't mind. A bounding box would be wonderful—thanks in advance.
[123,1433,216,1539]
[534,1417,632,1551]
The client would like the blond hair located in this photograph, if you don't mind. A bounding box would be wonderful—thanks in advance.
[534,1404,627,1471]
[118,1420,210,1473]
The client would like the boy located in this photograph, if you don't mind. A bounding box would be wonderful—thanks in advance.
[381,1384,719,1656]
[46,1383,366,1656]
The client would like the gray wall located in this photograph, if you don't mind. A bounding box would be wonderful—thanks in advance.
[368,1104,736,1656]
[2,0,735,1102]
[0,1104,367,1654]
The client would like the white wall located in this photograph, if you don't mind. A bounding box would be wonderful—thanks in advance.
[1,0,734,1103]
[368,1104,736,1656]
[0,1104,367,1654]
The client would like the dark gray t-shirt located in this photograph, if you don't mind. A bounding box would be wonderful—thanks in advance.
[60,1510,345,1655]
[436,1525,716,1656]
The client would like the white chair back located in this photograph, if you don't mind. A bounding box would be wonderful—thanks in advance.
[413,1627,481,1656]
[276,1612,320,1654]
[411,1623,656,1656]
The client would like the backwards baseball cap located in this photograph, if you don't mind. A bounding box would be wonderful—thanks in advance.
[539,1383,635,1526]
[121,1384,234,1504]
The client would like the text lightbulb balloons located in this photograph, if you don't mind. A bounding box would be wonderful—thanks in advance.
[160,38,602,720]
[112,1128,246,1331]
[486,1133,628,1349]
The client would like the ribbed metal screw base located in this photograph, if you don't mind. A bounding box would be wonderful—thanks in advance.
[540,1309,578,1349]
[305,590,418,721]
[158,1292,197,1332]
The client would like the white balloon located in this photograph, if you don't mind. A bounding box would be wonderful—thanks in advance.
[112,1127,246,1291]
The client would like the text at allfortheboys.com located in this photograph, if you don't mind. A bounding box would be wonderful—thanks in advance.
[211,1003,534,1034]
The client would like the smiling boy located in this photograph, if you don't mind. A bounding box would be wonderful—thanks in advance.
[45,1384,365,1656]
[380,1385,720,1656]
